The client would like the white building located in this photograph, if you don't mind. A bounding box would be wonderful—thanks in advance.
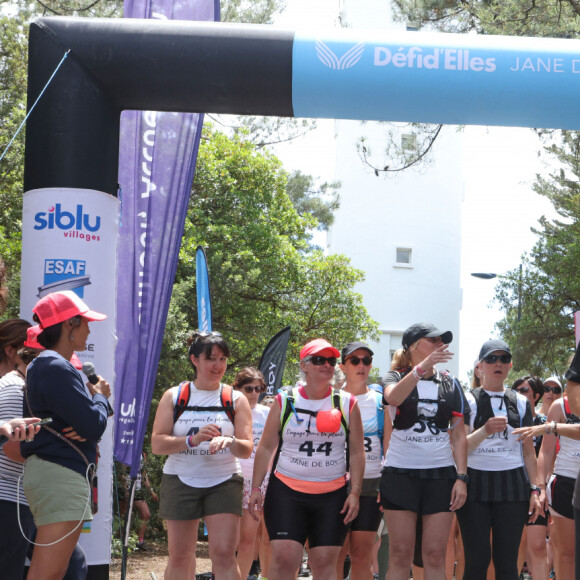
[327,0,464,378]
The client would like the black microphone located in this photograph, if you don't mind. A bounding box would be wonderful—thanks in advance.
[82,362,114,417]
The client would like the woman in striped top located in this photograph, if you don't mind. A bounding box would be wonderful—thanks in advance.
[457,339,542,580]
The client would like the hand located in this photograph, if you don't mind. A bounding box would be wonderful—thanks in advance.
[513,424,544,442]
[0,418,41,442]
[540,488,548,512]
[528,493,542,524]
[484,416,508,435]
[87,376,111,399]
[192,423,223,449]
[340,492,360,525]
[150,490,159,502]
[420,344,454,374]
[248,489,263,521]
[449,479,467,511]
[208,435,234,455]
[62,426,87,442]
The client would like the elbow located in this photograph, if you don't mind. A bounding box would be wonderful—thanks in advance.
[151,436,162,455]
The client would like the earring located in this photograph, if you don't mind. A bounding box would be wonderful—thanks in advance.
[69,333,75,341]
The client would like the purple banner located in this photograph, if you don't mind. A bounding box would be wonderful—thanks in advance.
[115,0,219,477]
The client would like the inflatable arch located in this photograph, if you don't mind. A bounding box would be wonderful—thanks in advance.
[25,16,580,193]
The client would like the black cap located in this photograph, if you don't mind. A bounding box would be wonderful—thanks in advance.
[565,342,580,384]
[478,339,511,362]
[402,323,452,351]
[341,341,374,362]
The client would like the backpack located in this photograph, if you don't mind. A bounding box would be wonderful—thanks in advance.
[392,371,461,431]
[273,386,350,471]
[563,396,580,424]
[173,382,235,424]
[472,387,521,430]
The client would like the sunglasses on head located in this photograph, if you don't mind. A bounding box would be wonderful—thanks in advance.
[483,354,512,364]
[307,355,337,366]
[243,385,265,393]
[347,355,373,366]
[544,385,562,394]
[514,386,530,394]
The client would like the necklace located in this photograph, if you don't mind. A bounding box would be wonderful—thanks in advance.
[14,367,25,379]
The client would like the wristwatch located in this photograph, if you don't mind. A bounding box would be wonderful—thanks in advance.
[529,484,542,494]
[456,473,470,484]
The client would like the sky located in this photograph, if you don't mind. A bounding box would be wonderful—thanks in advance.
[270,0,557,383]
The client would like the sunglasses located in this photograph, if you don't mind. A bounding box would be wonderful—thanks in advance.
[544,385,562,394]
[483,354,512,364]
[347,355,373,366]
[514,386,530,394]
[307,356,337,366]
[243,385,265,393]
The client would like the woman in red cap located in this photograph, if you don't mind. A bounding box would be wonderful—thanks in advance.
[21,290,111,580]
[248,338,365,580]
[381,323,468,580]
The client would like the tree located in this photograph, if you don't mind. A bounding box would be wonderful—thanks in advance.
[494,131,580,377]
[285,170,340,231]
[154,127,378,399]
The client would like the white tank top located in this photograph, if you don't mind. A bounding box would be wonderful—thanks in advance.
[554,398,580,479]
[466,389,527,471]
[163,383,242,486]
[275,386,352,482]
[354,389,383,479]
[239,403,270,479]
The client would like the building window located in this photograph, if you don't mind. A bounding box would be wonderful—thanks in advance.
[401,134,417,151]
[395,247,412,266]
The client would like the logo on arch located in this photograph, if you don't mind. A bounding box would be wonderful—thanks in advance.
[315,40,366,70]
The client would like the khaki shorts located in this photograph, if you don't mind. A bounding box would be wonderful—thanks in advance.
[159,473,243,520]
[23,455,92,526]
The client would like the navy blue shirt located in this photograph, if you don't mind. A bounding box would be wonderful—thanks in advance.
[22,351,109,477]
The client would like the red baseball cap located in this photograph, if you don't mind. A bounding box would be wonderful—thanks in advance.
[25,324,86,369]
[33,291,107,329]
[24,325,43,348]
[300,338,340,360]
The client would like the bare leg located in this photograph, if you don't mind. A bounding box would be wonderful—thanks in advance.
[258,520,272,579]
[308,545,342,579]
[349,530,377,580]
[384,510,417,580]
[27,521,83,580]
[206,512,241,580]
[237,508,262,579]
[268,539,304,580]
[551,515,575,580]
[421,512,453,580]
[165,519,198,580]
[526,524,548,580]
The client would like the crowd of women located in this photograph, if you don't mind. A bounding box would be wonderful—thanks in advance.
[1,289,580,580]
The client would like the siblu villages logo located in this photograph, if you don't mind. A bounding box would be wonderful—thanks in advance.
[315,41,496,73]
[34,204,101,242]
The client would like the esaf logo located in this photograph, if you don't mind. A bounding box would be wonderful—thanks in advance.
[34,204,101,242]
[42,259,89,298]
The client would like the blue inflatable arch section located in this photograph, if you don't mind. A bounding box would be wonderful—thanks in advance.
[25,17,580,195]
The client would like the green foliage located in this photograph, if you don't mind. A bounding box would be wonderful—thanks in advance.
[285,170,340,231]
[156,127,378,398]
[494,131,580,377]
[392,0,580,37]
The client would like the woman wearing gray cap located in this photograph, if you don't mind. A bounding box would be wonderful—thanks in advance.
[381,323,468,580]
[336,341,385,580]
[458,339,542,580]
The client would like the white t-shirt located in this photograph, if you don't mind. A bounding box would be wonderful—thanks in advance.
[239,403,270,479]
[0,371,27,504]
[163,383,243,488]
[465,389,529,471]
[385,379,457,469]
[354,389,384,479]
[553,398,580,479]
[276,386,353,482]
